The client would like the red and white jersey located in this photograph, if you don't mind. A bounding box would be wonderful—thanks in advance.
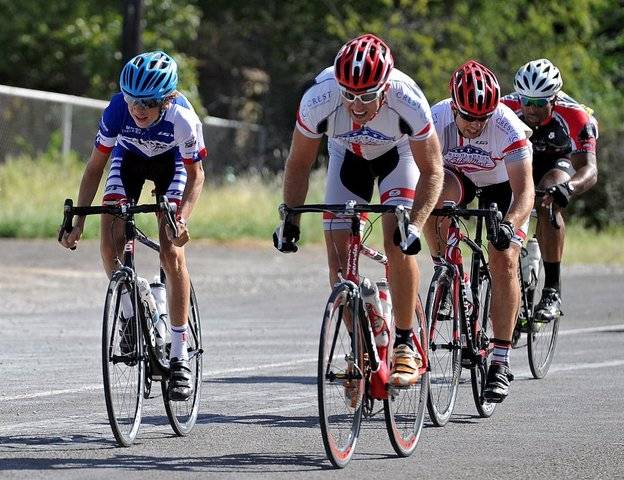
[431,99,531,187]
[296,67,434,160]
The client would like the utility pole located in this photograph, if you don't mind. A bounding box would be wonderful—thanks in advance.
[122,0,144,63]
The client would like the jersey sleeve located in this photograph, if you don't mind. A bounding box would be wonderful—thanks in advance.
[389,80,435,141]
[94,94,124,154]
[496,104,531,164]
[174,110,206,165]
[295,81,335,139]
[566,108,598,154]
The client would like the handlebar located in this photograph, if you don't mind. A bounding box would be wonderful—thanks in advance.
[535,189,561,229]
[59,196,178,249]
[279,201,413,249]
[430,201,502,244]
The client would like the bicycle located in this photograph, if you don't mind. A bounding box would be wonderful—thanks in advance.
[513,190,561,378]
[59,196,203,446]
[425,200,502,425]
[278,201,429,468]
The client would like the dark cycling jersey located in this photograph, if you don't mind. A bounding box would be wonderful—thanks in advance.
[501,92,598,164]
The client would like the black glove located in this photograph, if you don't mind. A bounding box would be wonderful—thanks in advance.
[273,221,300,253]
[393,223,422,255]
[492,220,515,251]
[548,182,574,208]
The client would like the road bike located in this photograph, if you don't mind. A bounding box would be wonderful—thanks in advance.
[513,190,561,378]
[60,196,203,446]
[426,200,502,425]
[278,201,429,468]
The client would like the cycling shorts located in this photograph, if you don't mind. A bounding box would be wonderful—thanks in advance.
[103,149,187,206]
[323,142,419,230]
[446,167,528,246]
[533,156,575,186]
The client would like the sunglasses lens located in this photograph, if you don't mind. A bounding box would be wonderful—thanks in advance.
[124,95,161,109]
[459,111,491,123]
[360,92,378,103]
[341,90,356,101]
[521,96,549,107]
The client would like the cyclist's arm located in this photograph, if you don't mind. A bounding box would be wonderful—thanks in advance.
[283,127,322,214]
[74,147,111,230]
[568,151,597,196]
[177,160,205,223]
[505,158,534,228]
[408,134,444,229]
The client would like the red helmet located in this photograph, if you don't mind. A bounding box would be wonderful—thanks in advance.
[449,60,500,116]
[334,34,394,93]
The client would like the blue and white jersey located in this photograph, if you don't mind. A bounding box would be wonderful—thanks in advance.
[95,93,207,164]
[296,67,434,160]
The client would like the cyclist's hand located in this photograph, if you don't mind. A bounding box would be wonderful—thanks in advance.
[491,220,515,251]
[393,223,421,255]
[59,224,83,250]
[167,218,189,247]
[273,221,300,253]
[546,182,574,208]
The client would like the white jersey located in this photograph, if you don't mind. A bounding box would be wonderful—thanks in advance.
[431,99,531,187]
[296,67,434,160]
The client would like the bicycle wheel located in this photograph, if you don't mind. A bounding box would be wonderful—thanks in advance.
[163,281,203,436]
[426,267,461,427]
[384,296,430,457]
[470,272,497,418]
[527,260,560,378]
[102,274,144,447]
[318,283,364,468]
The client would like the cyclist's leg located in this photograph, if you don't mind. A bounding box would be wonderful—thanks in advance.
[376,144,424,385]
[534,159,572,318]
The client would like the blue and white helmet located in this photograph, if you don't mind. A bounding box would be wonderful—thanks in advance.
[119,51,178,100]
[514,58,563,98]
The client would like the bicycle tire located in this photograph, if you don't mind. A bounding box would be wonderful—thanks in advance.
[102,274,144,447]
[425,267,462,427]
[527,260,560,378]
[318,282,364,468]
[163,281,203,436]
[470,272,497,418]
[384,296,430,457]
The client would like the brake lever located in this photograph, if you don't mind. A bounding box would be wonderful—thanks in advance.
[159,195,178,239]
[59,199,77,250]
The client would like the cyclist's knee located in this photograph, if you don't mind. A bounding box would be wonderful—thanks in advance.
[160,248,187,274]
[489,246,519,273]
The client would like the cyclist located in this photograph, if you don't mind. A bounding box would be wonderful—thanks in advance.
[273,34,444,387]
[59,51,206,401]
[501,59,598,321]
[423,60,534,402]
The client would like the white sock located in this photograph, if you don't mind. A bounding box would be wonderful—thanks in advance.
[120,287,134,319]
[170,325,188,361]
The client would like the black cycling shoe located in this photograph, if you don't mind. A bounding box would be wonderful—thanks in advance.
[168,357,193,401]
[483,363,514,403]
[534,288,562,322]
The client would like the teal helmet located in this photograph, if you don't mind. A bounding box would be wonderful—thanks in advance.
[120,51,178,100]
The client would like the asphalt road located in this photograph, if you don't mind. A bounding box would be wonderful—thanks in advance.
[0,239,623,479]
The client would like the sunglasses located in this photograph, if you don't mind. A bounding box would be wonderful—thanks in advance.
[457,110,493,123]
[520,96,552,107]
[124,95,163,109]
[340,87,384,104]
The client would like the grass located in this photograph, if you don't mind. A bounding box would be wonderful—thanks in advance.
[1,152,622,264]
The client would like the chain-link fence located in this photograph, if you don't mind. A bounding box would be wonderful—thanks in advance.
[0,84,268,177]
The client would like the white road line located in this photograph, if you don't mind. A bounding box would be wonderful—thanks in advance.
[513,359,624,380]
[1,322,621,403]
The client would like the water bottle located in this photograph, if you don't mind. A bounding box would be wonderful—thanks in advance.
[137,277,159,347]
[150,276,168,350]
[521,237,541,286]
[361,278,389,348]
[376,279,393,327]
[461,271,474,317]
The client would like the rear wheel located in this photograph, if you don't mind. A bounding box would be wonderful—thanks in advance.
[426,267,461,427]
[384,296,429,457]
[163,281,203,436]
[318,283,363,468]
[527,260,559,378]
[470,272,497,418]
[102,274,144,447]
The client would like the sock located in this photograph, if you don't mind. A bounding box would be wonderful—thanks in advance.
[491,339,512,366]
[394,328,414,350]
[543,261,561,292]
[120,287,134,319]
[170,325,188,361]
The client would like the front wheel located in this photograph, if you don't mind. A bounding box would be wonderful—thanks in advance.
[318,283,363,468]
[163,281,203,436]
[470,273,497,418]
[426,267,461,427]
[102,274,144,447]
[384,296,429,457]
